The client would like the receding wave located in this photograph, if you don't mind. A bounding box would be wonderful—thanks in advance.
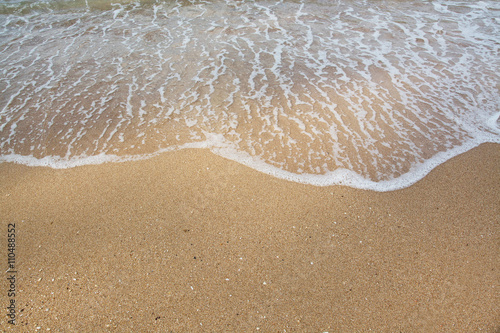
[0,0,499,190]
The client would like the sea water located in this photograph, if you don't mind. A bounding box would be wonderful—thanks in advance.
[0,0,499,190]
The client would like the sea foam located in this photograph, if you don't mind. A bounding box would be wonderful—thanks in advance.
[0,0,499,191]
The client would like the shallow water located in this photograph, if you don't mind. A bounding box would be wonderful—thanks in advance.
[0,0,499,190]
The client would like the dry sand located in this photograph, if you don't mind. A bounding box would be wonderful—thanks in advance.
[0,143,498,332]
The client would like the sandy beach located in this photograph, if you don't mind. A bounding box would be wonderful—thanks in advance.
[0,142,498,332]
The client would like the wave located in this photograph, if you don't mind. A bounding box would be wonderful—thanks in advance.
[0,0,499,190]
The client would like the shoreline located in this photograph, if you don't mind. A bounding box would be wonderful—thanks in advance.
[0,143,499,331]
[1,138,498,191]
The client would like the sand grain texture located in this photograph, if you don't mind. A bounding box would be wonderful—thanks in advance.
[0,143,499,332]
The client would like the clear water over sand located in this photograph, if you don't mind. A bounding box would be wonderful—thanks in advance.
[0,0,499,189]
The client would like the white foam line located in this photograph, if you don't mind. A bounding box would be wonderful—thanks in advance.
[2,132,498,192]
[210,138,498,192]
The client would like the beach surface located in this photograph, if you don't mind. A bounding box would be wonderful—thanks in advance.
[0,143,498,332]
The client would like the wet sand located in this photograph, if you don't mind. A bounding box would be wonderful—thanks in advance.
[0,143,498,332]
